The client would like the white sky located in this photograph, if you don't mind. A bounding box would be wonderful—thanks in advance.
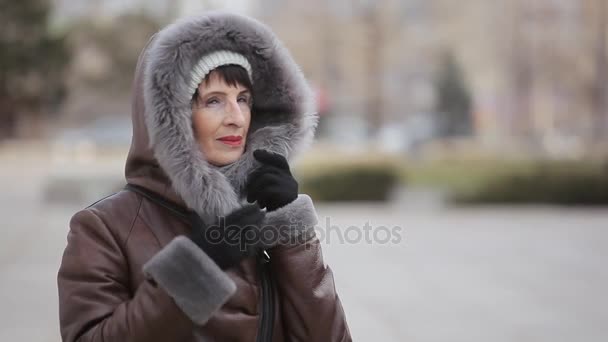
[51,0,254,24]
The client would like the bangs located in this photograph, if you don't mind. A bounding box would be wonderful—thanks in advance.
[204,64,252,91]
[192,64,253,103]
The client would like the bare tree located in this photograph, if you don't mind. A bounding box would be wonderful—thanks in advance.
[361,5,384,139]
[355,0,400,139]
[592,0,608,142]
[0,0,69,139]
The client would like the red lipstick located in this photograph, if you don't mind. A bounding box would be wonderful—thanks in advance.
[217,135,243,146]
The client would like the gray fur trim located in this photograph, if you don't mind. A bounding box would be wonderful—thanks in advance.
[143,236,237,325]
[264,194,318,243]
[143,12,318,221]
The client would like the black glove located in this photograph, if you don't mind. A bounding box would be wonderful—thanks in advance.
[189,204,270,270]
[246,149,298,212]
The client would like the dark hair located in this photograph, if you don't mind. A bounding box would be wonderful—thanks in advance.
[192,64,253,104]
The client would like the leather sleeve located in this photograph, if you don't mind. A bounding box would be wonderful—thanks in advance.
[57,208,236,342]
[266,195,352,341]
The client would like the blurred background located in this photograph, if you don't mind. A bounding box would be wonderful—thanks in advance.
[1,0,607,341]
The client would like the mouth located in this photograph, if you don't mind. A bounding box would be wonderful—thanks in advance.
[217,135,243,147]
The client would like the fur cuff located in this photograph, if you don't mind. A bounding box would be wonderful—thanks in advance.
[264,194,318,244]
[143,236,236,325]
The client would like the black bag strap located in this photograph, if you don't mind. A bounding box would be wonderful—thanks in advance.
[124,183,192,223]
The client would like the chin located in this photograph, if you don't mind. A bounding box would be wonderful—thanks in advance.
[209,150,244,166]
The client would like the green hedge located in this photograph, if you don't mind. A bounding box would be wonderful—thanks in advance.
[449,161,608,205]
[296,153,608,205]
[298,163,400,202]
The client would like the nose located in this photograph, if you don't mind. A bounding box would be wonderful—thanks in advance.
[224,98,246,127]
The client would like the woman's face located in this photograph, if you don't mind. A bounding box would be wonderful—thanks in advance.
[192,70,252,166]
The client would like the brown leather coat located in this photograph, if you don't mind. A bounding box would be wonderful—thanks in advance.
[57,12,351,342]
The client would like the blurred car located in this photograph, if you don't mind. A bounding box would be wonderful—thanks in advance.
[45,116,131,205]
[52,116,132,150]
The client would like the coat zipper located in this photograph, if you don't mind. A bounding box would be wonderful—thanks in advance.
[256,250,274,342]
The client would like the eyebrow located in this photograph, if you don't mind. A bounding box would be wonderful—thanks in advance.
[201,90,251,97]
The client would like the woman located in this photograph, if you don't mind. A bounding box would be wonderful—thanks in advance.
[57,11,351,342]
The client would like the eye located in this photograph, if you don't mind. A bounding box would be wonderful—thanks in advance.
[206,97,221,106]
[238,95,252,106]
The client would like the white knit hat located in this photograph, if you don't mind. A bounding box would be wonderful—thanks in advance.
[188,50,253,96]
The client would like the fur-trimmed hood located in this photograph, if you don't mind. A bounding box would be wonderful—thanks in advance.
[125,11,318,222]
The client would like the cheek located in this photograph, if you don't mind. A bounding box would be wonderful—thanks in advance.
[243,109,252,132]
[193,111,220,147]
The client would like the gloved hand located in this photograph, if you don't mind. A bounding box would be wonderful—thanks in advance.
[189,204,271,270]
[246,149,298,212]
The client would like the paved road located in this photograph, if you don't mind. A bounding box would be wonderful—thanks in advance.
[317,204,608,342]
[1,144,607,341]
